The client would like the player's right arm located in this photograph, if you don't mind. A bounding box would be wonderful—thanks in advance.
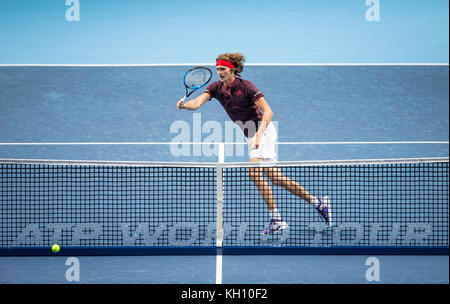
[177,92,211,110]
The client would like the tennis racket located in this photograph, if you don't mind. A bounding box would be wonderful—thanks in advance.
[180,66,212,102]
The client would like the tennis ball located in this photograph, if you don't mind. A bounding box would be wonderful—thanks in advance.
[52,244,60,253]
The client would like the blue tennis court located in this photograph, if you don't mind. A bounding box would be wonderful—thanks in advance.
[0,65,448,286]
[0,65,448,162]
[0,255,447,284]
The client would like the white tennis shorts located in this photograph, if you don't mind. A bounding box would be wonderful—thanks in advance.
[247,122,277,161]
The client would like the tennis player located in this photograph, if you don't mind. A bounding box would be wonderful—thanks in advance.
[177,52,332,234]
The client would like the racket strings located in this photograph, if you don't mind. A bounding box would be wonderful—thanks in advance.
[185,69,211,88]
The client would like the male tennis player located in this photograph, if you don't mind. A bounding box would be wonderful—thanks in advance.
[177,53,332,235]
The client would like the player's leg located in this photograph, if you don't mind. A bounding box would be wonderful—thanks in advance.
[248,158,288,235]
[263,167,314,203]
[264,167,333,227]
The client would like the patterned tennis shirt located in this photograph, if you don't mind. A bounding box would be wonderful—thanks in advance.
[204,77,263,138]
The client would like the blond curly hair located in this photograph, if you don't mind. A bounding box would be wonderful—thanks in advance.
[216,52,246,74]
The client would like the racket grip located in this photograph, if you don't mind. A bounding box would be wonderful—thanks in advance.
[181,96,187,102]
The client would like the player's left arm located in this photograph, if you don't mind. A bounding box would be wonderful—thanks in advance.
[252,97,273,147]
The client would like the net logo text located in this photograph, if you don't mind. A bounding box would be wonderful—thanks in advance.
[12,222,434,247]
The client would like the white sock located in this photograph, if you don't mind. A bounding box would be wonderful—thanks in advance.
[270,208,282,221]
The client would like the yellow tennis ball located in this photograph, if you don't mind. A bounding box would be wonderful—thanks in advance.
[52,244,60,253]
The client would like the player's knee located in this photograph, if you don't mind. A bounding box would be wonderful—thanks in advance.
[264,169,282,186]
[248,168,263,181]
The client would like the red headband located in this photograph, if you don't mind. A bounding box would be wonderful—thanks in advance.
[216,59,241,76]
[216,60,235,69]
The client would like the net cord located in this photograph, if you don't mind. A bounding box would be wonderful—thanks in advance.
[0,157,447,168]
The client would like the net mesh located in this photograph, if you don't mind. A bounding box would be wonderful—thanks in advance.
[0,158,448,250]
[222,161,448,247]
[0,163,216,247]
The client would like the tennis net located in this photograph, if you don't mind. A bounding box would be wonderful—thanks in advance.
[0,157,448,254]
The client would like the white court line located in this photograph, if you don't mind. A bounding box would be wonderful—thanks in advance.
[278,141,450,144]
[0,63,448,67]
[216,254,223,285]
[0,141,448,145]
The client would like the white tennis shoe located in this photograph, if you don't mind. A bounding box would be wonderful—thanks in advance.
[261,219,289,235]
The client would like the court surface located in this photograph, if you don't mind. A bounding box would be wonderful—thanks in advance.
[0,65,448,284]
[0,255,448,284]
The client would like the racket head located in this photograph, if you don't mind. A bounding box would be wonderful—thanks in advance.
[183,66,212,90]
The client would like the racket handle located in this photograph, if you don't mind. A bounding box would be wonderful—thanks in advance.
[181,96,187,102]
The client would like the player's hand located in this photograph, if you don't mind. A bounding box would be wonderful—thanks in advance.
[177,99,185,109]
[250,134,260,150]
